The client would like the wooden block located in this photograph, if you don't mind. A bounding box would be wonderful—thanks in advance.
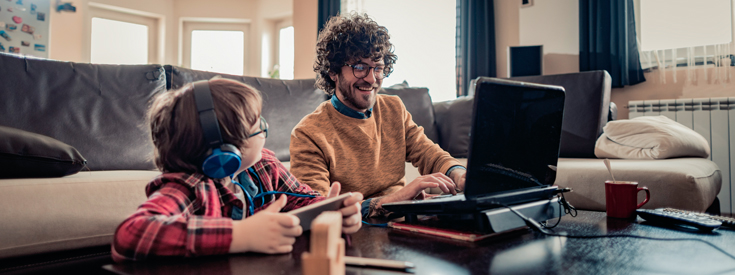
[302,211,345,275]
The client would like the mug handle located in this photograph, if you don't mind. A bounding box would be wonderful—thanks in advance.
[636,187,650,209]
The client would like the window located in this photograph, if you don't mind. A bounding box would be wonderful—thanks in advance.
[637,0,733,69]
[342,0,457,102]
[90,18,148,64]
[182,20,250,76]
[86,3,161,64]
[278,26,295,80]
[190,30,245,75]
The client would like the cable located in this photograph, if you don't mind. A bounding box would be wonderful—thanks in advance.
[362,221,389,227]
[496,202,735,262]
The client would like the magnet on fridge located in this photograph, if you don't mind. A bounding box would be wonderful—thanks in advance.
[30,3,35,14]
[7,7,12,12]
[0,42,5,52]
[20,40,28,46]
[36,11,44,21]
[12,15,21,23]
[6,23,16,31]
[0,30,10,41]
[33,43,43,51]
[21,24,33,34]
[15,0,21,5]
[33,33,41,40]
[0,22,5,29]
[9,46,19,53]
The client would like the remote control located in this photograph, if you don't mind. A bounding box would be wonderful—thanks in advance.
[662,208,735,228]
[636,208,722,231]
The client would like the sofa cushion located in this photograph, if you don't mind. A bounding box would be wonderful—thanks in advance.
[0,170,159,259]
[511,71,612,158]
[165,66,329,162]
[555,158,721,212]
[0,53,166,171]
[0,126,86,178]
[380,83,440,144]
[595,116,710,159]
[433,96,473,157]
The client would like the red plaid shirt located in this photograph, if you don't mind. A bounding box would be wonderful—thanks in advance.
[112,149,324,262]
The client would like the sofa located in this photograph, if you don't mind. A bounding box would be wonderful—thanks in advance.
[0,52,721,273]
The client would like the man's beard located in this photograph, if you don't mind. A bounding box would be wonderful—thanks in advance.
[337,74,377,111]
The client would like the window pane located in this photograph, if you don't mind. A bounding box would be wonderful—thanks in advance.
[191,30,244,75]
[640,0,732,51]
[279,26,295,80]
[91,17,148,64]
[343,0,457,102]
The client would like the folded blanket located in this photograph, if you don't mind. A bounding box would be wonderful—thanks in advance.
[595,116,710,159]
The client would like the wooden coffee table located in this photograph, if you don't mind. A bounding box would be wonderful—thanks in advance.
[103,210,735,275]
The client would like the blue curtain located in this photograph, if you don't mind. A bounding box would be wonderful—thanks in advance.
[317,0,340,35]
[579,0,645,87]
[457,0,496,97]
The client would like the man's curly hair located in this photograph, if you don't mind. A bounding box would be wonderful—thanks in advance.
[314,13,397,95]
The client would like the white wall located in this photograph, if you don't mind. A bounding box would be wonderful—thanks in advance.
[518,0,579,76]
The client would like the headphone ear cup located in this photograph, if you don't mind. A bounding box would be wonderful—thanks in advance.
[202,144,242,179]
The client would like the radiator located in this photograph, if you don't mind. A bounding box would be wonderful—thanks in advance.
[628,98,734,215]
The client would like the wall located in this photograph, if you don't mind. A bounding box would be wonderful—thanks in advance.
[496,0,735,119]
[293,0,317,79]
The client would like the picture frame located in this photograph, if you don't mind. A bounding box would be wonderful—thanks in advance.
[522,0,533,8]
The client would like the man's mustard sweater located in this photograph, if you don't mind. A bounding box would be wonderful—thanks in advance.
[289,94,462,199]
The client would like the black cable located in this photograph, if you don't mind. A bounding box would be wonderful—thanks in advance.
[497,202,735,262]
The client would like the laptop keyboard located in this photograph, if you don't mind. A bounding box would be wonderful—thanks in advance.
[417,193,465,203]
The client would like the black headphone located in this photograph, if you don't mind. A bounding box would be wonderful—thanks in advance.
[192,80,242,179]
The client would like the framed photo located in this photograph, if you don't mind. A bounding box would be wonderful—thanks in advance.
[522,0,533,7]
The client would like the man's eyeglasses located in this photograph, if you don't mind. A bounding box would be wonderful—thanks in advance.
[247,116,268,138]
[344,63,389,80]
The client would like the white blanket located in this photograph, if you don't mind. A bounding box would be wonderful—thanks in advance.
[594,116,709,159]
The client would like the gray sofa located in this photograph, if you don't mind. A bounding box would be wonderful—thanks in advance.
[0,53,721,273]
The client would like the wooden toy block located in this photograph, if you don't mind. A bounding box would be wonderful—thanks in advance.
[302,211,345,275]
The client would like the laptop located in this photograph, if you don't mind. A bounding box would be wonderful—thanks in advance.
[382,77,566,215]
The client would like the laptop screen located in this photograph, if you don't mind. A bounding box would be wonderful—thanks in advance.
[464,77,565,199]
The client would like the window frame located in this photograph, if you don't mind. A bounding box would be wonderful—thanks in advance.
[84,2,163,64]
[180,18,251,75]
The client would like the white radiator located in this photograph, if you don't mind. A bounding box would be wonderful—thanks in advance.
[629,98,734,215]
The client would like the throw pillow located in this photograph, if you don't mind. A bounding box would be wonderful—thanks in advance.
[0,126,87,178]
[594,116,710,159]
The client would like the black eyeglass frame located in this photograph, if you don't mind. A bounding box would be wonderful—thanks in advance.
[344,63,390,80]
[247,116,268,138]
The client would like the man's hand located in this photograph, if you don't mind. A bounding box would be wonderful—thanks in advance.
[449,168,467,192]
[327,182,363,234]
[379,172,456,206]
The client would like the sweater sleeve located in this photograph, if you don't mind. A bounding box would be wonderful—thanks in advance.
[400,99,462,175]
[289,126,332,196]
[111,183,232,262]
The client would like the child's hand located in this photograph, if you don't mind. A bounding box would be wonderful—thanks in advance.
[328,182,363,234]
[229,195,302,254]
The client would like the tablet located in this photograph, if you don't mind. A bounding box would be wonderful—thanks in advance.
[288,193,351,231]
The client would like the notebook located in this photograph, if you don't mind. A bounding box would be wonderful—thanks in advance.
[382,77,566,215]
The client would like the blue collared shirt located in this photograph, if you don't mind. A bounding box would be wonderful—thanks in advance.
[331,95,372,119]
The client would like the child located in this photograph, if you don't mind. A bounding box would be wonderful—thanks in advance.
[112,78,363,262]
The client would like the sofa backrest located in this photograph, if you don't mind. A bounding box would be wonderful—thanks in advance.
[434,70,612,158]
[166,66,441,162]
[165,66,329,162]
[0,53,166,171]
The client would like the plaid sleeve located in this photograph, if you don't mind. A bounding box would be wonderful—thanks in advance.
[252,149,325,213]
[112,179,233,262]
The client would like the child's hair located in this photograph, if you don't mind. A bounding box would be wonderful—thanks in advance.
[147,78,262,174]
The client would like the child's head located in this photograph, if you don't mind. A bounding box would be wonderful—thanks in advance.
[148,78,264,175]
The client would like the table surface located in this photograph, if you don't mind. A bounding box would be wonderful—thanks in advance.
[103,210,735,275]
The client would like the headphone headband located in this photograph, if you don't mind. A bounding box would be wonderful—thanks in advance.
[192,81,223,147]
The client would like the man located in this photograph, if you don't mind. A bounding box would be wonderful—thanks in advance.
[290,13,466,218]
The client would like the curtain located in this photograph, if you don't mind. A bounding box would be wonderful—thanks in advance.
[457,0,496,97]
[579,0,645,87]
[317,0,341,35]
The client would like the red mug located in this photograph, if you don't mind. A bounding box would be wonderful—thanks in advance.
[605,181,650,219]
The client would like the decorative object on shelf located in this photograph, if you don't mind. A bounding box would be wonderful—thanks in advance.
[522,0,533,7]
